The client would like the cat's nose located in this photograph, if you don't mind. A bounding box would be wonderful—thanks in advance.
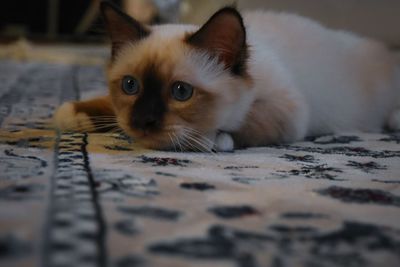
[131,97,166,132]
[131,115,159,131]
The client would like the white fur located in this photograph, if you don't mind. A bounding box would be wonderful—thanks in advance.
[244,11,399,137]
[215,132,234,152]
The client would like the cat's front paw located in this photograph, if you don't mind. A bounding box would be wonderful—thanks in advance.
[53,102,94,132]
[215,132,234,152]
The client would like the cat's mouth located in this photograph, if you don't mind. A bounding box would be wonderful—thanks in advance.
[123,128,172,150]
[118,125,176,150]
[120,122,215,152]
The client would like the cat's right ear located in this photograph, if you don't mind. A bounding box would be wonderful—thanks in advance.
[100,1,150,60]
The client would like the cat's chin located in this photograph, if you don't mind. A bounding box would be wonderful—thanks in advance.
[122,130,175,151]
[137,138,174,151]
[128,132,213,152]
[121,126,216,152]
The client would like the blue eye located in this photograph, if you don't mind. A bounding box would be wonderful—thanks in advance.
[122,76,140,95]
[171,81,194,101]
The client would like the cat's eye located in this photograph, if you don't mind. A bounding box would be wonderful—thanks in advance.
[171,81,194,102]
[122,75,140,95]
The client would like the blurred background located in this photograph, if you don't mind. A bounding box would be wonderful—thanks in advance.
[0,0,399,63]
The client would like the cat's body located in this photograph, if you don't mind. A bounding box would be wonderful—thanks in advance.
[241,11,399,138]
[54,2,400,151]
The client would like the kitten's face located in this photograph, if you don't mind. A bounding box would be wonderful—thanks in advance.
[109,34,220,150]
[101,2,250,151]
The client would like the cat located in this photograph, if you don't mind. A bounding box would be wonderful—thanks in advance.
[54,1,400,152]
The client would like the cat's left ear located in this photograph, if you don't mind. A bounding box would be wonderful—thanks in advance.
[187,7,248,76]
[100,1,150,60]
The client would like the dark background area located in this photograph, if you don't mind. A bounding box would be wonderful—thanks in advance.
[1,0,400,48]
[0,0,122,43]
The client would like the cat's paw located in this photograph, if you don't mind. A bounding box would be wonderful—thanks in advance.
[215,132,234,152]
[53,102,94,132]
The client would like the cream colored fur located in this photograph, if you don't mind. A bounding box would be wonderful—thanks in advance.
[54,102,95,132]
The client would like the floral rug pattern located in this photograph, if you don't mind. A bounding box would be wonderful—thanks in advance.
[0,60,399,267]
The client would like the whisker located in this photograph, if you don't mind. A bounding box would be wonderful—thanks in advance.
[179,127,215,150]
[53,120,117,128]
[70,122,118,128]
[180,131,212,154]
[108,126,124,134]
[185,132,215,150]
[168,133,177,152]
[173,133,184,152]
[86,115,117,119]
[88,118,118,122]
[187,135,213,153]
[180,135,202,152]
[166,125,217,154]
[181,127,215,147]
[75,122,120,128]
[185,132,217,155]
[70,123,120,132]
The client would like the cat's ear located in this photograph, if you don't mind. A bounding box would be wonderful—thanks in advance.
[100,1,150,60]
[186,7,248,76]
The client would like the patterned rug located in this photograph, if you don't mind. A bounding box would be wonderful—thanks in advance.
[0,59,400,267]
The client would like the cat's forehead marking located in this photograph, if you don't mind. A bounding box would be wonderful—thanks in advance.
[110,35,194,91]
